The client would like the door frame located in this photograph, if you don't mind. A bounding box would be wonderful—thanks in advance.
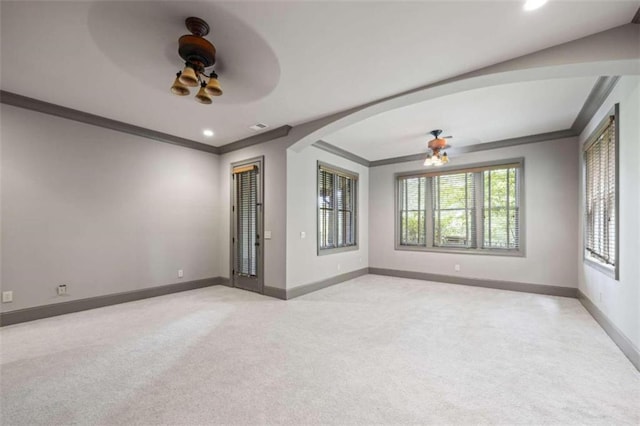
[229,156,265,293]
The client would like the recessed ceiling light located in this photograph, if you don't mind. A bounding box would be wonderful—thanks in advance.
[203,129,214,137]
[524,0,548,11]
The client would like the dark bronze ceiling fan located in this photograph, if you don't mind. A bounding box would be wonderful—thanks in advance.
[170,17,222,104]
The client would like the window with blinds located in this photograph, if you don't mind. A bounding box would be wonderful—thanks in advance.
[483,167,520,249]
[318,163,358,252]
[235,165,258,276]
[398,177,427,246]
[433,172,475,248]
[584,114,617,271]
[397,160,523,255]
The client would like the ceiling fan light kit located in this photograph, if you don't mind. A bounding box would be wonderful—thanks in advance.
[170,72,190,96]
[424,129,451,166]
[178,64,199,87]
[195,82,214,104]
[205,71,222,96]
[170,17,222,104]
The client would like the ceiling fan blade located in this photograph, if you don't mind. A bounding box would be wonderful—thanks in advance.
[443,135,453,139]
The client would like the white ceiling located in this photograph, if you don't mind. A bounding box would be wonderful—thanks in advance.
[1,1,637,150]
[324,76,598,161]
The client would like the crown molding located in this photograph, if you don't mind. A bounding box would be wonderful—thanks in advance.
[0,90,220,154]
[315,129,577,169]
[1,74,616,161]
[571,76,620,135]
[632,6,640,24]
[325,74,617,168]
[450,129,578,154]
[0,90,291,156]
[313,140,371,167]
[365,129,576,167]
[368,152,425,167]
[218,126,291,154]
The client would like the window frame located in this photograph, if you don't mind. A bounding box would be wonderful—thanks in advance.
[582,104,619,280]
[394,158,525,257]
[317,161,359,255]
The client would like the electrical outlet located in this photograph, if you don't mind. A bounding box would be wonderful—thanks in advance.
[57,284,67,296]
[300,231,306,239]
[2,291,13,303]
[454,264,461,272]
[178,269,184,278]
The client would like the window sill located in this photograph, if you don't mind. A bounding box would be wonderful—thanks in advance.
[318,245,359,256]
[584,255,617,280]
[395,245,524,257]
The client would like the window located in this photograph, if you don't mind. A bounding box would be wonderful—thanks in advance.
[433,172,475,248]
[318,162,358,253]
[483,167,520,250]
[397,159,523,255]
[584,108,618,278]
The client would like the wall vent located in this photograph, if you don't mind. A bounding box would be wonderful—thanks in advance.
[249,123,268,131]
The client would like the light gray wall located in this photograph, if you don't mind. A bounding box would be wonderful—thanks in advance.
[578,76,640,348]
[286,146,369,289]
[368,137,579,288]
[218,137,289,290]
[1,105,221,312]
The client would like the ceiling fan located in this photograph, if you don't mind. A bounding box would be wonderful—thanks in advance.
[170,17,223,104]
[424,129,452,166]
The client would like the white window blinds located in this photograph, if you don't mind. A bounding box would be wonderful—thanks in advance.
[318,164,358,251]
[585,116,616,267]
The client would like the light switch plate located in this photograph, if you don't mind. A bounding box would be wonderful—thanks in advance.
[2,291,13,303]
[300,231,306,239]
[264,231,272,240]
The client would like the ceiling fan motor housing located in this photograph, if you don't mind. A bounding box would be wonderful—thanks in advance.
[178,36,216,69]
[178,17,217,70]
[428,138,448,150]
[428,129,449,151]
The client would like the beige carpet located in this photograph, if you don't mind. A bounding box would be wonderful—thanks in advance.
[1,275,639,425]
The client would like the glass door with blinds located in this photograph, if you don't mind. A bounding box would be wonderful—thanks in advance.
[231,157,264,293]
